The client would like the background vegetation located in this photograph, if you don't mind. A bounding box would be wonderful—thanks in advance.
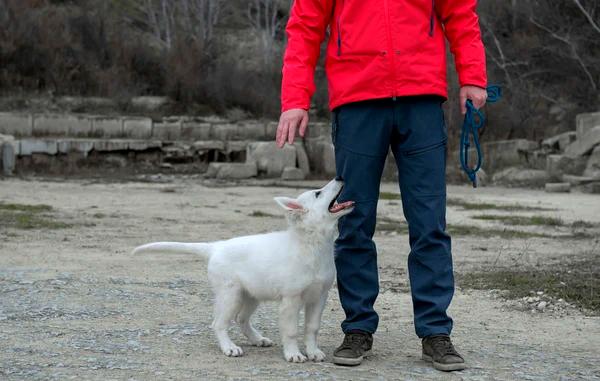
[0,0,599,143]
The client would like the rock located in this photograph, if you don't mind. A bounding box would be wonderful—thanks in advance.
[247,142,296,177]
[122,117,153,139]
[482,139,539,173]
[128,140,162,151]
[210,124,239,141]
[130,96,172,111]
[541,131,576,152]
[491,167,550,188]
[537,301,547,311]
[564,126,600,158]
[214,163,258,179]
[281,167,305,181]
[0,112,33,137]
[236,122,267,140]
[575,111,600,140]
[583,146,600,178]
[545,183,571,193]
[304,137,336,176]
[205,163,226,178]
[546,154,587,180]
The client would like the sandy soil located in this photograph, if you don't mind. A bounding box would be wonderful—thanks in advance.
[1,177,599,380]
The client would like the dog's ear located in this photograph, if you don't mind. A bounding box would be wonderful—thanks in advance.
[274,197,305,213]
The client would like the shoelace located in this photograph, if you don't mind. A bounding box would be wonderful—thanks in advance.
[430,336,460,357]
[340,333,368,350]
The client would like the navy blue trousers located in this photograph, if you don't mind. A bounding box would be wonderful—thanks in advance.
[332,96,454,338]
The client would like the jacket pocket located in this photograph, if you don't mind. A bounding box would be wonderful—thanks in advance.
[429,0,435,37]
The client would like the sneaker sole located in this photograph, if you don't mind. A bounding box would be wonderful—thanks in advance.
[333,350,372,366]
[422,354,466,372]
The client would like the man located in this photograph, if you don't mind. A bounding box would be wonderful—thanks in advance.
[276,0,487,372]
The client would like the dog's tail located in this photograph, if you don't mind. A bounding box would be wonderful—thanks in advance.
[132,242,213,259]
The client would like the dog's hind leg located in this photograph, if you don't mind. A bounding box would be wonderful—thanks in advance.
[212,287,244,357]
[279,295,307,363]
[304,292,328,362]
[237,295,273,347]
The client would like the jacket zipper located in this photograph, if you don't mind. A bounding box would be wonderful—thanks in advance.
[429,0,435,36]
[337,0,345,56]
[383,0,396,98]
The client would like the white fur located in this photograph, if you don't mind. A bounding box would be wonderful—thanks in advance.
[133,179,354,362]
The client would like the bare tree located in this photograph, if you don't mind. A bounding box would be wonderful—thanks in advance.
[572,0,600,35]
[247,0,283,65]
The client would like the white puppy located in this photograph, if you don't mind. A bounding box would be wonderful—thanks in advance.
[133,179,355,362]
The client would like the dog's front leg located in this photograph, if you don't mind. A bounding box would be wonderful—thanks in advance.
[304,292,327,362]
[279,295,307,363]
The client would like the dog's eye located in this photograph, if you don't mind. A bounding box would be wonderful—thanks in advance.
[315,191,321,198]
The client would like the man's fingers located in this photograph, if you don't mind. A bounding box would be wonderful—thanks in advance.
[299,114,309,137]
[287,119,298,145]
[277,121,288,148]
[460,92,468,115]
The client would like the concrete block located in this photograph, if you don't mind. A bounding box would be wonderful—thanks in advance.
[93,140,129,152]
[205,162,226,177]
[281,166,305,180]
[545,183,571,193]
[247,142,296,177]
[210,124,239,141]
[57,140,95,156]
[0,113,33,137]
[546,154,587,180]
[581,182,600,194]
[482,139,539,173]
[226,141,249,153]
[265,122,278,140]
[491,167,549,188]
[1,142,16,175]
[236,123,267,140]
[565,126,600,158]
[92,117,123,138]
[215,163,258,179]
[130,96,171,111]
[583,146,600,179]
[20,139,58,155]
[306,122,330,139]
[193,140,226,151]
[33,114,93,137]
[152,122,182,141]
[181,122,211,141]
[294,142,311,176]
[576,112,600,140]
[123,117,152,139]
[541,131,576,152]
[129,140,162,151]
[562,174,597,185]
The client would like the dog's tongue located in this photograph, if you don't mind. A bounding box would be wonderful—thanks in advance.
[329,201,355,213]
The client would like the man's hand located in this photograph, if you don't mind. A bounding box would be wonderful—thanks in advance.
[459,86,487,115]
[276,108,309,148]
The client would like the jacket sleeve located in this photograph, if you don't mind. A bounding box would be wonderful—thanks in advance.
[435,0,487,88]
[281,0,334,112]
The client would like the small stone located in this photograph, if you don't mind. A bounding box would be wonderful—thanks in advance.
[537,301,547,310]
[536,291,544,296]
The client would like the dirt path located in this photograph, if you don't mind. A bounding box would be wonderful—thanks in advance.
[1,177,599,380]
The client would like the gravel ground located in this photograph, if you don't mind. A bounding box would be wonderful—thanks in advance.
[1,177,599,380]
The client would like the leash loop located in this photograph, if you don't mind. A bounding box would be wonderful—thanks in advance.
[459,85,502,188]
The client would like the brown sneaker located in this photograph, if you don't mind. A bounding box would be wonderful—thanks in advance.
[422,335,466,371]
[332,331,373,366]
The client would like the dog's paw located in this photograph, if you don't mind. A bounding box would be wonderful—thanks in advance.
[222,344,244,357]
[284,351,308,363]
[252,337,273,347]
[306,348,326,362]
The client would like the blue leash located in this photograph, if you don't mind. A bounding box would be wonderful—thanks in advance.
[459,85,502,188]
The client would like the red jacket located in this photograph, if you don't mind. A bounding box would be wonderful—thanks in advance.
[281,0,487,112]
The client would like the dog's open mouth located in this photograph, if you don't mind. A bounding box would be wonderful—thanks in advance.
[328,187,355,213]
